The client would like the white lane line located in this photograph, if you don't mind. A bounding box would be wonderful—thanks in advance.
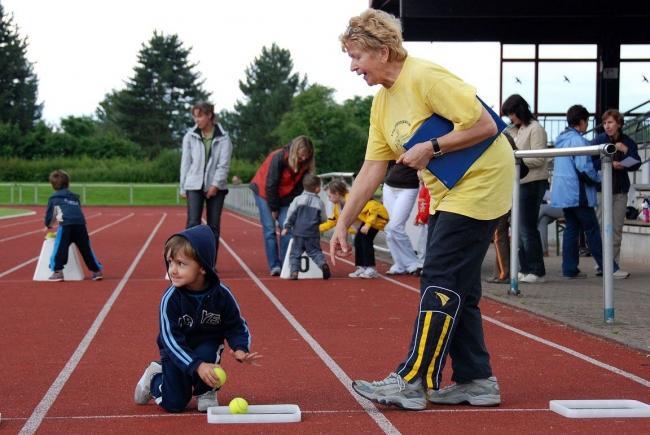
[225,211,650,389]
[220,237,401,435]
[0,213,103,243]
[0,213,133,279]
[19,213,167,435]
[2,407,551,421]
[0,216,41,227]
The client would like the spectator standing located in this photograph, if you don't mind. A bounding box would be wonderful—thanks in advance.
[383,162,421,275]
[179,102,233,265]
[550,105,622,278]
[591,109,641,279]
[502,94,548,283]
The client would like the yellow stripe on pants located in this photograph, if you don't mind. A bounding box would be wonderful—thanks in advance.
[403,311,433,382]
[425,315,452,389]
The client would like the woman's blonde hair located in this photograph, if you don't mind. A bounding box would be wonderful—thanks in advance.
[340,9,407,62]
[287,135,315,173]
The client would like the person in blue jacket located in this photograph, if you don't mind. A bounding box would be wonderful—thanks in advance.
[44,170,103,281]
[134,225,262,413]
[590,109,641,279]
[550,105,620,279]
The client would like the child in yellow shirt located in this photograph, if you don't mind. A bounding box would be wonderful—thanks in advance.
[320,179,388,278]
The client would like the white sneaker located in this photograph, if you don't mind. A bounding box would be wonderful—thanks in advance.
[613,269,630,279]
[521,273,546,283]
[134,361,162,404]
[360,267,379,279]
[197,390,218,412]
[348,267,365,278]
[517,272,525,281]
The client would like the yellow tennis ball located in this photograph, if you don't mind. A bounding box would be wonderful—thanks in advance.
[213,366,227,386]
[229,397,248,414]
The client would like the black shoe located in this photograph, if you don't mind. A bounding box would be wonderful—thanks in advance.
[321,264,331,280]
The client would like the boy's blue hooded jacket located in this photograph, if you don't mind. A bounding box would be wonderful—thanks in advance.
[157,225,250,375]
[44,188,86,227]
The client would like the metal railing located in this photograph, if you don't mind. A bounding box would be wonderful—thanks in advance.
[510,143,617,324]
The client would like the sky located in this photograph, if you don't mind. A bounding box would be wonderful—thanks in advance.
[4,0,648,125]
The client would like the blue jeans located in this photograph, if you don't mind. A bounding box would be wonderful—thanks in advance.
[562,206,618,277]
[518,180,547,276]
[253,193,290,271]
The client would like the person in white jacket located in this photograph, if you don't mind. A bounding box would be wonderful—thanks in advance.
[179,102,233,265]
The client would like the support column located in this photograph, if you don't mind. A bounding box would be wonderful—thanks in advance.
[596,39,620,117]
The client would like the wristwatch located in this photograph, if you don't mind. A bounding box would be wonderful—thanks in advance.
[430,138,444,158]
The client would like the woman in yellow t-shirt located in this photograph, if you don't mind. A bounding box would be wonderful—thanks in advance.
[330,9,514,411]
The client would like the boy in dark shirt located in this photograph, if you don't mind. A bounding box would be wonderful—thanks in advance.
[44,170,103,281]
[134,225,262,412]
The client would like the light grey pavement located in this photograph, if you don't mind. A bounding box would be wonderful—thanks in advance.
[479,245,650,352]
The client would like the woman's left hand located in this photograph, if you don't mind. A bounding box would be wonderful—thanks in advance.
[206,186,218,198]
[397,141,434,170]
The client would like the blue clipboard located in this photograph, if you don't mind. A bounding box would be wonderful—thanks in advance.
[402,97,507,189]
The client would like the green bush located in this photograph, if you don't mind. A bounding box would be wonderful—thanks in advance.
[0,154,259,183]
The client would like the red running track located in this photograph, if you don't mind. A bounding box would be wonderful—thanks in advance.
[0,206,648,434]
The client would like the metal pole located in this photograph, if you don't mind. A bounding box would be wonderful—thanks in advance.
[601,155,615,323]
[129,184,134,205]
[509,160,521,296]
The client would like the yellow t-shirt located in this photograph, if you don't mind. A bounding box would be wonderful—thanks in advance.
[365,56,514,220]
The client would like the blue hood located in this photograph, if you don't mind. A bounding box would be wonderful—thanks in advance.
[165,225,219,285]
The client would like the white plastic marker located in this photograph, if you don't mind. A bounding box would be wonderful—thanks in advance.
[550,400,650,419]
[280,238,324,279]
[208,404,301,424]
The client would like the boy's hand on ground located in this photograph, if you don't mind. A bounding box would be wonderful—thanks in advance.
[197,362,219,388]
[230,349,263,365]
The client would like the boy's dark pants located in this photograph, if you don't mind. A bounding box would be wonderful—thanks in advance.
[151,341,223,413]
[354,227,378,267]
[50,224,102,272]
[396,212,497,390]
[289,236,326,273]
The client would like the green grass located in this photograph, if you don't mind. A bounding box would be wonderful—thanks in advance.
[0,207,35,218]
[0,183,183,206]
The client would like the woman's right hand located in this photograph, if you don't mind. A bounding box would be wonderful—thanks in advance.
[329,224,351,265]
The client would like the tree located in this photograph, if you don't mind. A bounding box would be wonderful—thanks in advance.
[0,3,42,133]
[98,31,209,157]
[275,85,370,173]
[222,43,305,161]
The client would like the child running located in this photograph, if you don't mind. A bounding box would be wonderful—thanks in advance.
[134,225,262,413]
[44,169,103,281]
[281,174,331,280]
[320,179,388,279]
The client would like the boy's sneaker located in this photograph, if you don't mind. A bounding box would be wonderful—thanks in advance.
[352,372,426,411]
[48,271,64,282]
[360,267,378,279]
[197,390,218,412]
[427,376,501,406]
[386,266,406,275]
[290,271,299,280]
[321,263,331,280]
[270,266,281,276]
[91,271,103,281]
[348,267,365,278]
[134,361,162,404]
